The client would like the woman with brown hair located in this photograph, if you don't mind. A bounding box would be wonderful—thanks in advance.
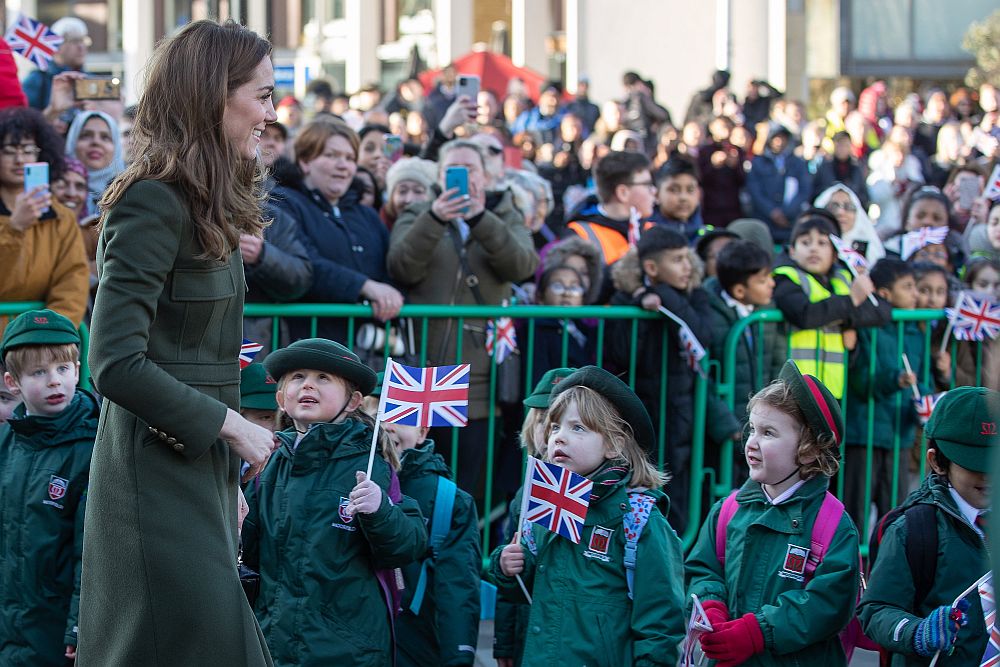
[78,20,276,666]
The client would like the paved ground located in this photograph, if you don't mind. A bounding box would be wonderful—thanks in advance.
[472,620,881,665]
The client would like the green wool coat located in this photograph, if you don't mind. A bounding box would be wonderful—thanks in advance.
[77,180,271,666]
[242,420,428,667]
[395,441,482,667]
[858,475,989,666]
[489,480,686,667]
[685,475,861,665]
[0,390,98,666]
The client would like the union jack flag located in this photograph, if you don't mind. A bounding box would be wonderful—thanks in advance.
[830,234,868,273]
[379,359,470,428]
[946,292,1000,342]
[913,392,943,425]
[984,164,1000,202]
[239,339,263,369]
[4,15,62,71]
[980,573,999,667]
[901,226,949,261]
[658,306,706,376]
[486,317,517,365]
[523,456,593,543]
[627,207,642,247]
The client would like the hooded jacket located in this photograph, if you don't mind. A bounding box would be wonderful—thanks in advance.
[0,390,98,665]
[243,419,428,667]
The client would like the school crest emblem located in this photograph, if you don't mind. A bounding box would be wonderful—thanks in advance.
[338,496,354,524]
[48,475,68,501]
[588,526,613,555]
[782,544,809,577]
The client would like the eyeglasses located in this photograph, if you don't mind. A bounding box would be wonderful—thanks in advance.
[626,180,656,190]
[485,145,503,155]
[0,144,41,159]
[547,282,585,297]
[827,201,857,213]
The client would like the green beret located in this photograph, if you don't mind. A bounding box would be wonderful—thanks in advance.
[926,386,1000,474]
[0,309,80,360]
[778,360,844,445]
[240,363,278,411]
[523,367,578,409]
[264,339,377,395]
[550,366,656,456]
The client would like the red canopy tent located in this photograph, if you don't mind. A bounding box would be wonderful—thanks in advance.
[418,50,550,102]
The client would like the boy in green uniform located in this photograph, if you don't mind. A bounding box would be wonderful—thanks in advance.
[242,338,427,666]
[0,309,99,666]
[240,362,279,432]
[859,386,999,665]
[381,417,482,667]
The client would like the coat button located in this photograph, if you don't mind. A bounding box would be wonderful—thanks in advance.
[173,442,185,452]
[166,437,177,445]
[792,519,799,528]
[620,502,628,510]
[538,564,545,572]
[533,626,541,633]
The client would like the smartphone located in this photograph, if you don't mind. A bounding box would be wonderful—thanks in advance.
[455,74,480,102]
[444,166,469,199]
[957,174,980,210]
[74,77,121,101]
[23,162,49,213]
[383,134,403,163]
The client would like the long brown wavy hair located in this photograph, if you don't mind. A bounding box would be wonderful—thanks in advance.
[100,20,271,260]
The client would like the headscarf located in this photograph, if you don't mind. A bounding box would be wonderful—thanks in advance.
[64,110,125,214]
[814,183,886,265]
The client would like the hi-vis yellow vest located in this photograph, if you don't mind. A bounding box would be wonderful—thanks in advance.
[773,265,851,399]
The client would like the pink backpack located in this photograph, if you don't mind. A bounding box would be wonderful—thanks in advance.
[714,490,878,660]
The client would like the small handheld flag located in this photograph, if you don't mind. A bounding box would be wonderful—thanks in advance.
[914,392,943,426]
[4,15,63,71]
[830,234,868,273]
[657,306,707,376]
[627,206,642,247]
[680,594,714,667]
[379,359,470,428]
[485,317,517,365]
[901,227,949,261]
[522,456,593,543]
[984,164,1000,202]
[239,339,263,369]
[981,573,999,667]
[945,292,1000,342]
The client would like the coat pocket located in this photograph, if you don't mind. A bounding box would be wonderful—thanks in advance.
[169,265,237,354]
[171,265,236,302]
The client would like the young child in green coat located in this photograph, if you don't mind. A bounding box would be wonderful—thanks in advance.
[0,309,99,666]
[242,338,428,667]
[685,360,861,666]
[491,366,686,667]
[858,386,999,666]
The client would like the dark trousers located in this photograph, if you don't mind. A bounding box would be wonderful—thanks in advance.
[844,444,910,538]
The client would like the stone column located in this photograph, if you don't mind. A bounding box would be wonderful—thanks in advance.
[122,0,156,103]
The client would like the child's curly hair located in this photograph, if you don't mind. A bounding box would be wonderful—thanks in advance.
[747,380,841,478]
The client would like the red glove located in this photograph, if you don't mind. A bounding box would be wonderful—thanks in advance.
[701,599,730,628]
[700,612,765,667]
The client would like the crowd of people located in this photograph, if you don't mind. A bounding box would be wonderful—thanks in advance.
[0,13,999,667]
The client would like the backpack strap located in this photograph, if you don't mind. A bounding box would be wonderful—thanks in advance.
[903,503,938,609]
[714,490,741,567]
[623,491,656,600]
[408,476,457,615]
[804,492,844,580]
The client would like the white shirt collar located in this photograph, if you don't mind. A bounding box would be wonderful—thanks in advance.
[949,486,986,536]
[720,288,755,319]
[763,478,807,505]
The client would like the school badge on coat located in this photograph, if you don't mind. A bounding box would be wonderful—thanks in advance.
[583,525,613,562]
[779,543,810,582]
[331,497,358,532]
[48,475,68,500]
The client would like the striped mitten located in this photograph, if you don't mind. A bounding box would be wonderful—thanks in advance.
[913,600,970,657]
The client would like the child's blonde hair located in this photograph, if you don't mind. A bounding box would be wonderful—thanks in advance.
[746,381,840,478]
[275,374,399,470]
[3,343,79,381]
[519,407,547,458]
[546,386,668,488]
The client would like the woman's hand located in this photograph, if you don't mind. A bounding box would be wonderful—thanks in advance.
[239,234,264,266]
[220,409,277,483]
[431,185,484,221]
[360,280,404,321]
[438,96,477,137]
[9,185,51,232]
[347,471,383,516]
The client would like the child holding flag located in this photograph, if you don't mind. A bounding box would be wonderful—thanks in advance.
[685,361,862,665]
[859,386,999,665]
[490,366,686,666]
[241,339,427,666]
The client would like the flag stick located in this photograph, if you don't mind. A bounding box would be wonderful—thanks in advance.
[512,457,535,604]
[928,570,991,667]
[938,292,965,355]
[900,353,921,401]
[365,357,393,479]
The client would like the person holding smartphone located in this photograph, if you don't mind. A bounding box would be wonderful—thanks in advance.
[387,139,539,495]
[0,106,89,336]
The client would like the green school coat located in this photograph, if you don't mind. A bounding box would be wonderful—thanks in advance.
[243,419,428,667]
[685,475,860,665]
[77,180,271,666]
[858,475,989,666]
[489,479,686,667]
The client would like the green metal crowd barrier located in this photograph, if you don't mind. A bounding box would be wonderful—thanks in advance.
[3,300,990,556]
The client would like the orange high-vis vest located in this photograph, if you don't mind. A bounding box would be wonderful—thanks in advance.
[567,221,629,265]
